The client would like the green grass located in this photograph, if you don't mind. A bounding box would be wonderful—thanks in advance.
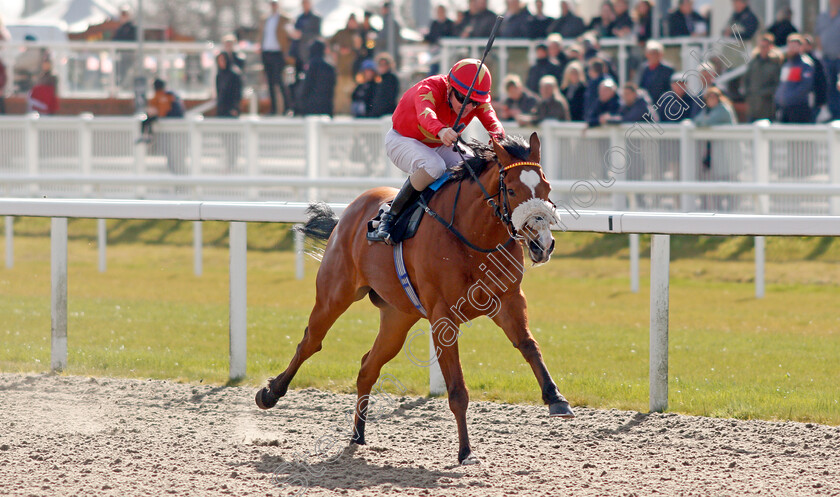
[1,217,839,424]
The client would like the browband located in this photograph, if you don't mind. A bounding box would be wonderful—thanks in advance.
[502,161,542,172]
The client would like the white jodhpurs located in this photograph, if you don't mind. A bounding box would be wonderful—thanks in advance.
[385,128,470,180]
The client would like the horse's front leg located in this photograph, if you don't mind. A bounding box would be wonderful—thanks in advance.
[492,291,574,418]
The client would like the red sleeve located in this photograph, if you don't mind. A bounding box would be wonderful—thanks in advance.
[414,83,446,138]
[474,102,506,140]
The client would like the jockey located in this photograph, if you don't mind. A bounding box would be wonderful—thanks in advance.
[368,58,506,244]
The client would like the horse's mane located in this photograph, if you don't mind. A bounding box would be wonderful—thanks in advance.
[448,135,532,182]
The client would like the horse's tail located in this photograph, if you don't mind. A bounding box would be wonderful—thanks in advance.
[294,202,338,261]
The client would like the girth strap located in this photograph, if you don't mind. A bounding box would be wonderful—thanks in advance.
[393,242,428,317]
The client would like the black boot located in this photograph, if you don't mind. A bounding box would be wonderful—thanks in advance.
[367,179,421,244]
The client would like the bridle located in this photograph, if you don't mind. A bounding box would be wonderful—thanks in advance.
[419,152,548,254]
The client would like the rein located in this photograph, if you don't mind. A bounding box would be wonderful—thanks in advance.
[419,156,540,254]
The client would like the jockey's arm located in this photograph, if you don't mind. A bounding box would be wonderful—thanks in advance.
[413,84,447,140]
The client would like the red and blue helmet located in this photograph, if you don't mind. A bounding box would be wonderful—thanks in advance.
[447,58,493,103]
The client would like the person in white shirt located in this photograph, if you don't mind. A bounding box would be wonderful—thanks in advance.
[257,0,293,115]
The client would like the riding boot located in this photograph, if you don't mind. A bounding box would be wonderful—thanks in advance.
[368,178,421,244]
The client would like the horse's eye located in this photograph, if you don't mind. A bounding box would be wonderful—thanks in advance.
[535,216,544,222]
[507,189,516,196]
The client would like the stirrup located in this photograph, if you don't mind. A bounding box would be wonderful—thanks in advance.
[367,213,396,244]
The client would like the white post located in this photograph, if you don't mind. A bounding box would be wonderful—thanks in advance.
[229,222,247,380]
[246,116,259,200]
[649,234,670,413]
[5,216,13,268]
[51,218,68,372]
[193,221,203,277]
[429,331,446,396]
[97,219,106,273]
[610,125,627,210]
[134,114,147,198]
[829,122,840,215]
[629,233,640,293]
[679,120,696,211]
[26,113,39,196]
[80,113,93,196]
[617,40,628,87]
[755,236,765,298]
[189,114,203,178]
[305,116,322,202]
[294,227,305,280]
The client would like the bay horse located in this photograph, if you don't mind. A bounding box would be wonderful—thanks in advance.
[256,132,574,464]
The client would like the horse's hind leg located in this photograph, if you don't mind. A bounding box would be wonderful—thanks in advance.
[351,306,418,445]
[256,262,358,410]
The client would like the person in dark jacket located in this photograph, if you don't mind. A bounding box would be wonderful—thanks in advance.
[517,75,570,125]
[371,53,399,116]
[499,0,532,38]
[606,0,634,38]
[298,40,336,116]
[501,74,538,120]
[547,1,585,39]
[636,40,674,120]
[775,35,815,123]
[113,7,137,89]
[560,60,586,121]
[526,44,562,93]
[803,35,827,121]
[463,0,498,38]
[425,5,454,44]
[767,7,797,47]
[216,52,243,117]
[609,82,652,123]
[665,0,707,37]
[587,1,615,38]
[351,59,377,117]
[633,0,654,44]
[587,79,621,126]
[744,34,783,121]
[659,72,701,123]
[527,0,554,39]
[723,0,759,40]
[583,58,608,123]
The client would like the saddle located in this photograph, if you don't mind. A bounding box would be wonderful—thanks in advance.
[366,172,452,244]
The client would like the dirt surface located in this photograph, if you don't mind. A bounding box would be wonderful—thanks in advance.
[1,373,839,496]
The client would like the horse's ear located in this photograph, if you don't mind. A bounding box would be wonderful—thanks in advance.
[528,132,541,164]
[491,137,513,166]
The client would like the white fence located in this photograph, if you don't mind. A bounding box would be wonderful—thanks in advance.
[2,115,840,215]
[2,198,839,411]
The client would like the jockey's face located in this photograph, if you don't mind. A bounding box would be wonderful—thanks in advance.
[450,89,478,114]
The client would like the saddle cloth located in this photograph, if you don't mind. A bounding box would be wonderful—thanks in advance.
[367,171,451,244]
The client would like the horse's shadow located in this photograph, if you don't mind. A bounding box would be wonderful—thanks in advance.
[242,444,465,492]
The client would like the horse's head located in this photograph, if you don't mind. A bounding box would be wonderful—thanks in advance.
[491,132,557,265]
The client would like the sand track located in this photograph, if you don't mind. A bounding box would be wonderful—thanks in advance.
[1,373,838,496]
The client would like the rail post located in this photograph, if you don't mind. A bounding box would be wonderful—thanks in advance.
[193,221,203,277]
[629,233,640,293]
[295,227,305,280]
[80,113,94,196]
[5,216,13,269]
[829,122,840,216]
[51,217,68,372]
[679,120,696,211]
[649,234,670,412]
[753,120,771,299]
[229,222,247,380]
[97,219,107,273]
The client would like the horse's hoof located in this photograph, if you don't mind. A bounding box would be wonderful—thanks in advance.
[549,401,575,418]
[460,454,481,465]
[255,387,279,410]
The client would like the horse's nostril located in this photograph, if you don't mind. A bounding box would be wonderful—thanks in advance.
[549,239,556,253]
[529,240,541,253]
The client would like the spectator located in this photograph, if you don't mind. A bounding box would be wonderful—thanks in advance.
[28,60,58,115]
[775,34,815,123]
[637,40,674,119]
[0,15,9,114]
[377,2,403,68]
[221,34,245,72]
[142,79,186,174]
[665,0,707,38]
[500,0,531,38]
[526,43,562,94]
[566,43,584,63]
[425,5,454,45]
[723,0,759,40]
[501,74,538,120]
[803,35,828,122]
[517,75,570,125]
[371,53,399,117]
[694,87,738,209]
[694,86,735,126]
[527,0,554,39]
[359,11,378,62]
[548,1,586,39]
[614,82,653,122]
[112,6,137,89]
[816,0,840,120]
[660,72,700,122]
[15,35,46,93]
[452,8,470,38]
[331,14,363,114]
[299,40,336,117]
[291,0,322,80]
[351,59,377,117]
[258,0,293,115]
[633,0,654,44]
[588,1,616,38]
[463,0,498,38]
[744,33,783,121]
[216,52,243,118]
[546,34,568,73]
[583,58,608,122]
[560,60,587,121]
[581,34,616,79]
[587,79,620,126]
[607,0,634,38]
[767,7,797,47]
